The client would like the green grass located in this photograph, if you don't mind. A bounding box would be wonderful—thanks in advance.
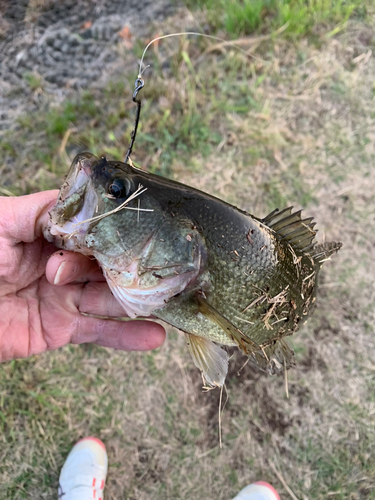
[186,0,366,38]
[1,43,260,188]
[23,71,43,91]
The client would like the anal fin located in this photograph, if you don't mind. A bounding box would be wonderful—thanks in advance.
[185,333,229,387]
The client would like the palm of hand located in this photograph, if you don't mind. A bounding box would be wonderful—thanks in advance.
[0,191,164,362]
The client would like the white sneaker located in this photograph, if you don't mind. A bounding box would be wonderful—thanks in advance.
[58,437,108,500]
[232,481,280,500]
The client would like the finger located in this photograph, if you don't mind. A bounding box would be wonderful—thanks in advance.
[40,278,166,352]
[1,190,58,243]
[46,251,105,285]
[78,282,128,317]
[72,315,166,351]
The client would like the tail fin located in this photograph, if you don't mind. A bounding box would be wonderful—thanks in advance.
[311,241,342,264]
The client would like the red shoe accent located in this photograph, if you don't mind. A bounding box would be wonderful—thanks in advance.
[254,482,280,500]
[93,490,96,498]
[100,479,105,489]
[77,437,106,451]
[92,478,96,487]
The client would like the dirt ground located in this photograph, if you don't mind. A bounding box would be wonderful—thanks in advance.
[0,1,374,499]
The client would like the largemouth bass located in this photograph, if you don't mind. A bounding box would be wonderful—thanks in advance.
[44,153,341,386]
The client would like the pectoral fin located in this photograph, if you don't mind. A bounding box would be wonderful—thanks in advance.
[196,294,260,355]
[185,333,229,387]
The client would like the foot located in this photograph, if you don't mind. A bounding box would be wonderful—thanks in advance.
[232,481,280,500]
[58,437,108,500]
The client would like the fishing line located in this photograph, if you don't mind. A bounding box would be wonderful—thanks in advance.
[125,31,263,163]
[124,77,145,163]
[137,31,258,78]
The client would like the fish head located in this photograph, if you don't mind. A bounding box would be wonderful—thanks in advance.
[45,152,151,257]
[44,153,206,317]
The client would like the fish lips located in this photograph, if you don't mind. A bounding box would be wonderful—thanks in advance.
[44,153,100,250]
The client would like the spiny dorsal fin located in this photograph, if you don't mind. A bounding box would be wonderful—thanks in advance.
[262,206,318,254]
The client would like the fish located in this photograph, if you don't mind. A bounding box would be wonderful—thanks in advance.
[44,152,342,387]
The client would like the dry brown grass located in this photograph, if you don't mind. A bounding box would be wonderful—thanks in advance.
[1,7,375,500]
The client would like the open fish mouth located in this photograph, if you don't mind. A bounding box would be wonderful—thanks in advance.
[45,154,99,252]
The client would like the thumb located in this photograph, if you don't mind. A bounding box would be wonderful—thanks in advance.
[1,190,58,243]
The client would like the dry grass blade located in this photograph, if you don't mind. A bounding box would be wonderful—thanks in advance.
[0,186,15,196]
[72,184,152,226]
[284,358,289,399]
[218,384,229,449]
[58,128,73,158]
[219,384,223,449]
[269,461,299,500]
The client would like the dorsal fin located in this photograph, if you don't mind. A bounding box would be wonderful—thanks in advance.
[263,207,342,261]
[262,206,318,254]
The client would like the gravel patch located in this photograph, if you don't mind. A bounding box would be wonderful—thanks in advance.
[0,0,176,132]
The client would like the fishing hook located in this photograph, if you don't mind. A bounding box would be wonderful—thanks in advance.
[124,77,144,164]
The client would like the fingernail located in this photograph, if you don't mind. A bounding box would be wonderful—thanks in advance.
[54,261,78,285]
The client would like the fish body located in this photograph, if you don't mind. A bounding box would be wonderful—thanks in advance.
[44,153,341,386]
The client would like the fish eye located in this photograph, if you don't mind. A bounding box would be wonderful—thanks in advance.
[108,178,131,199]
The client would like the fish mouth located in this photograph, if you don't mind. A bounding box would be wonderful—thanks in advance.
[44,154,99,252]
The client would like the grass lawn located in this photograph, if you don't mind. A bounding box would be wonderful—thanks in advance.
[0,1,375,498]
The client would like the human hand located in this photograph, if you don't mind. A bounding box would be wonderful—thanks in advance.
[0,191,165,362]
